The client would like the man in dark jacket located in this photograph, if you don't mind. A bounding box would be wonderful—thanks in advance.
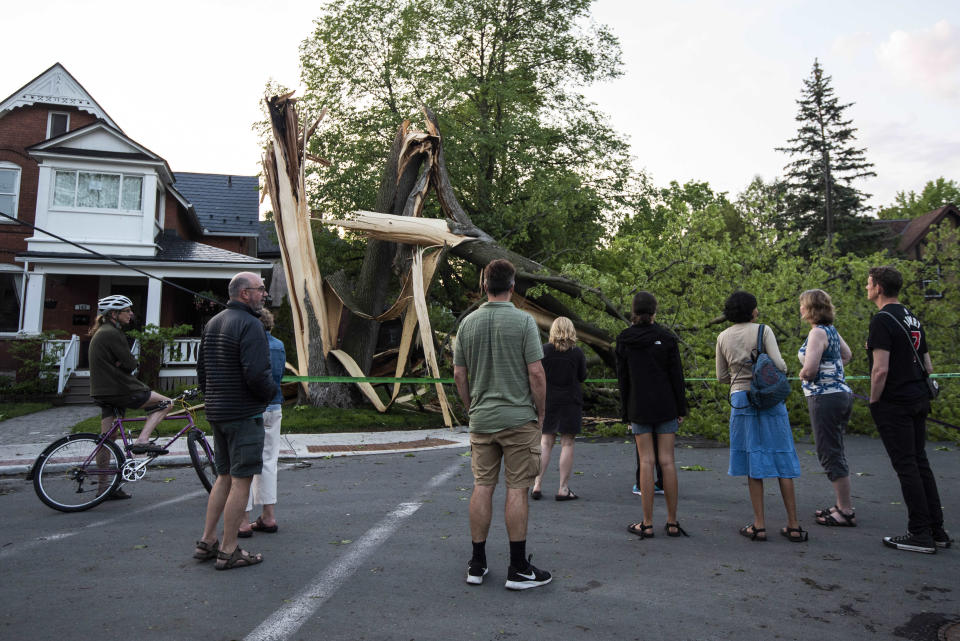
[193,272,278,570]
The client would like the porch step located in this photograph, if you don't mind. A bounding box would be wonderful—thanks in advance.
[62,375,91,404]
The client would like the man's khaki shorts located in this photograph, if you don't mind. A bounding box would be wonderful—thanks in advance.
[470,421,541,488]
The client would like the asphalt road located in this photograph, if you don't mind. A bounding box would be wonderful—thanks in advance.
[1,435,958,641]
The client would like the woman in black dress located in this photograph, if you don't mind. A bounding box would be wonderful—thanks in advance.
[531,317,587,501]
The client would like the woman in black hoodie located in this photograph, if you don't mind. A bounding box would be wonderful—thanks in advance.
[617,291,689,539]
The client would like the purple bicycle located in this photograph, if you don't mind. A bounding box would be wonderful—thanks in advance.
[29,389,217,512]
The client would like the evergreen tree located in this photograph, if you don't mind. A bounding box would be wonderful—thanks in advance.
[777,59,878,254]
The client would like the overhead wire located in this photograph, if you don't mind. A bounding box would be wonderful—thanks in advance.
[0,209,225,308]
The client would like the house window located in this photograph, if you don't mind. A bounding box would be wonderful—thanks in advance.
[52,170,143,212]
[0,163,21,220]
[47,112,70,138]
[922,265,943,300]
[0,272,22,332]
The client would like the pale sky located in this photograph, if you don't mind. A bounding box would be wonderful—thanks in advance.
[2,0,958,212]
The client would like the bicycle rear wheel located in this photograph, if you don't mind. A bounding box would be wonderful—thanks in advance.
[32,433,124,512]
[187,429,217,492]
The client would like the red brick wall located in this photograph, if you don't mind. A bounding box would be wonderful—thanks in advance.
[0,105,98,266]
[163,197,201,241]
[202,235,246,255]
[40,274,99,337]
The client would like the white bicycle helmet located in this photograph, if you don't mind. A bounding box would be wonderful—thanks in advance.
[98,294,133,314]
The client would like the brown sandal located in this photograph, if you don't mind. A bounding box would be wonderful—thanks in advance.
[781,526,809,542]
[739,523,767,541]
[193,539,219,561]
[627,522,654,538]
[816,508,856,527]
[250,516,278,533]
[215,546,263,570]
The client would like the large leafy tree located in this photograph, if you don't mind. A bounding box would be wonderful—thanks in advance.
[777,59,878,254]
[298,0,641,264]
[877,177,960,219]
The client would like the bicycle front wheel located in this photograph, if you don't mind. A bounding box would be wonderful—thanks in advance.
[187,429,217,492]
[32,433,124,512]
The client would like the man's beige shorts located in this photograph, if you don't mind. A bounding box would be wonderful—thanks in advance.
[470,421,541,488]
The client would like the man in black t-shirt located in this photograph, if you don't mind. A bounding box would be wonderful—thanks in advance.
[866,266,950,554]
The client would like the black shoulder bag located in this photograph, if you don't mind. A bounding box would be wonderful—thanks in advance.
[877,310,939,400]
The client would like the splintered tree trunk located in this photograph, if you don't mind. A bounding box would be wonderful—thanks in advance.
[304,292,354,407]
[339,126,426,375]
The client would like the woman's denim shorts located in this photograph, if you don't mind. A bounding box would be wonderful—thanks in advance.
[630,419,679,435]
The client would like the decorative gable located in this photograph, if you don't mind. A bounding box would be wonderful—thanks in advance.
[0,63,118,129]
[31,122,160,161]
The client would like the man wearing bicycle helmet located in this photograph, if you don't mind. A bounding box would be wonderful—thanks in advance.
[89,294,173,498]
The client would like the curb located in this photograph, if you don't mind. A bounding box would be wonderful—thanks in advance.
[0,427,473,477]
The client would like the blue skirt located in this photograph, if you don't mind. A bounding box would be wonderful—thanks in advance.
[728,391,801,479]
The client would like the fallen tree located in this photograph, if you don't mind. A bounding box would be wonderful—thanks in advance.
[262,94,627,422]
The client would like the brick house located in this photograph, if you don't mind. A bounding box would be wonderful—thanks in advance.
[0,63,269,389]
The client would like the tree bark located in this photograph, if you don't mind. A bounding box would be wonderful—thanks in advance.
[304,292,354,407]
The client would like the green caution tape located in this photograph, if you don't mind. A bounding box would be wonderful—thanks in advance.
[283,373,959,384]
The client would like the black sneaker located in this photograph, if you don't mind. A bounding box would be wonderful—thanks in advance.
[933,528,953,549]
[505,555,552,590]
[466,560,488,585]
[128,443,169,455]
[882,532,936,554]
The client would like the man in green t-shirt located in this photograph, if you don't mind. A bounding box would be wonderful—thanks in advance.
[454,259,550,590]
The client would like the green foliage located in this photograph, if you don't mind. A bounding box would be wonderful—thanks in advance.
[297,0,644,264]
[877,177,960,220]
[6,330,65,398]
[581,419,629,438]
[0,400,54,422]
[124,324,193,390]
[776,59,880,255]
[554,178,960,443]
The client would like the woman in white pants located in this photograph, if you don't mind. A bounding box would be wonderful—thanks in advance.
[239,309,285,536]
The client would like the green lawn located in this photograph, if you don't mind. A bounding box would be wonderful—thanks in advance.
[70,403,448,434]
[0,402,55,422]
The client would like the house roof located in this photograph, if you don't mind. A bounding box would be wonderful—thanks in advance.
[0,63,119,129]
[896,204,960,253]
[258,220,281,256]
[17,230,270,266]
[173,173,261,237]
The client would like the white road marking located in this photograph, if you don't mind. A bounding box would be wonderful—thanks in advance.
[244,459,463,641]
[0,490,205,560]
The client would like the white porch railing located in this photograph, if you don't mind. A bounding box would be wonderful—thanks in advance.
[164,338,201,365]
[57,335,80,395]
[42,337,78,395]
[44,337,202,395]
[126,338,201,365]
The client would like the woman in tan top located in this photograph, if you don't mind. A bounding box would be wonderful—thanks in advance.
[716,291,806,543]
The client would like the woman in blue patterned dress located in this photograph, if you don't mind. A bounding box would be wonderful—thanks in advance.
[797,289,856,527]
